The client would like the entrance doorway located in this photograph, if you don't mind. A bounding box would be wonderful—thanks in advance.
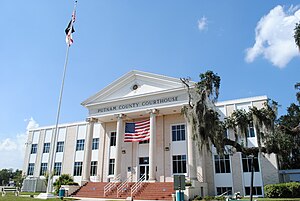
[139,157,149,180]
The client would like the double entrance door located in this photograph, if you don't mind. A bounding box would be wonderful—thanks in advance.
[139,157,149,180]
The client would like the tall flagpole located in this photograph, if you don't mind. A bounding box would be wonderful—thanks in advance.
[45,0,78,195]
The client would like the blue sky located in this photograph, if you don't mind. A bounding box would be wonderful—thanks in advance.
[0,1,299,169]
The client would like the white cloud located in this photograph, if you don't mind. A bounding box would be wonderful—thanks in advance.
[198,16,208,31]
[0,117,39,170]
[245,5,300,68]
[25,117,39,130]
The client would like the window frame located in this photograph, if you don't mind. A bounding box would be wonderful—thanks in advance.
[40,163,48,176]
[73,162,83,176]
[56,141,64,152]
[216,187,233,196]
[43,142,50,153]
[54,162,62,176]
[172,154,187,174]
[92,138,99,150]
[171,124,186,142]
[108,159,115,175]
[110,132,116,146]
[27,163,35,175]
[214,154,231,174]
[30,144,38,154]
[241,154,259,172]
[90,161,98,176]
[76,139,85,151]
[244,186,262,196]
[247,122,255,138]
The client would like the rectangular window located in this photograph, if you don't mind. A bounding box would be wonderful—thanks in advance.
[90,161,98,176]
[109,159,115,175]
[242,154,259,172]
[92,138,99,150]
[172,124,186,141]
[245,186,262,196]
[247,123,255,138]
[73,162,83,176]
[43,143,50,153]
[172,155,187,174]
[56,141,64,152]
[110,132,116,146]
[216,187,232,196]
[27,163,35,175]
[139,139,149,144]
[76,139,85,151]
[214,155,231,173]
[40,163,48,176]
[54,162,62,176]
[31,144,38,154]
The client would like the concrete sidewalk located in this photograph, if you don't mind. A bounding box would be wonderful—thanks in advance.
[73,197,168,201]
[73,197,125,201]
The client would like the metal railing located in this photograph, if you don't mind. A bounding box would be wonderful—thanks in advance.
[103,174,121,196]
[117,174,132,197]
[131,174,146,198]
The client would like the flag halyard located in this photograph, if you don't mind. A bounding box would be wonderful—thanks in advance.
[124,119,150,142]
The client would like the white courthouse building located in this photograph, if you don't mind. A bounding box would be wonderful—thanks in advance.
[22,70,279,197]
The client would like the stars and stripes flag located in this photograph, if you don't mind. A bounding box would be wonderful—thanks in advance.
[124,119,150,142]
[65,10,76,46]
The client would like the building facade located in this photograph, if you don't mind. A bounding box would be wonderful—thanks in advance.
[22,70,279,196]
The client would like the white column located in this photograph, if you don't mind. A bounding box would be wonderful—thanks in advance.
[187,121,197,181]
[82,117,97,183]
[149,109,158,182]
[114,114,124,180]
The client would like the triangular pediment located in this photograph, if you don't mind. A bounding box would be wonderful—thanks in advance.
[82,70,185,107]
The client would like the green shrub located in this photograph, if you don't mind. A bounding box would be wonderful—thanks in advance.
[203,195,215,200]
[193,195,202,200]
[264,182,300,198]
[53,174,78,195]
[215,196,225,200]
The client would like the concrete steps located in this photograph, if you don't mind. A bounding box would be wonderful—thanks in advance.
[72,182,174,200]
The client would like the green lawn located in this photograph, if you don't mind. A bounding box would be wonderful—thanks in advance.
[0,194,77,201]
[236,199,300,201]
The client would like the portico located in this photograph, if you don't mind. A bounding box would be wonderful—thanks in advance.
[80,70,200,183]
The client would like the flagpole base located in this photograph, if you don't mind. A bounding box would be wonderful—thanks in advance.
[36,193,56,199]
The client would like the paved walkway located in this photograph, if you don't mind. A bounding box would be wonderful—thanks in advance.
[73,197,127,201]
[73,197,168,201]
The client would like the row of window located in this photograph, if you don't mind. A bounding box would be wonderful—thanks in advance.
[28,153,187,177]
[30,124,188,155]
[28,154,259,181]
[214,154,259,174]
[31,123,256,154]
[30,138,100,154]
[216,186,262,196]
[28,161,98,176]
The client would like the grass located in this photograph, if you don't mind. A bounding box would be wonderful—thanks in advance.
[0,193,77,201]
[233,199,300,201]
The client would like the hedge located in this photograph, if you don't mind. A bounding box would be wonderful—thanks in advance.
[264,182,300,198]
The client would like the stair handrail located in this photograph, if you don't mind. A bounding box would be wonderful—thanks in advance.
[104,174,121,196]
[117,174,132,197]
[131,174,146,198]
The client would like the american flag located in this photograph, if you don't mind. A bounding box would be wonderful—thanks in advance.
[65,10,76,46]
[124,119,150,142]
